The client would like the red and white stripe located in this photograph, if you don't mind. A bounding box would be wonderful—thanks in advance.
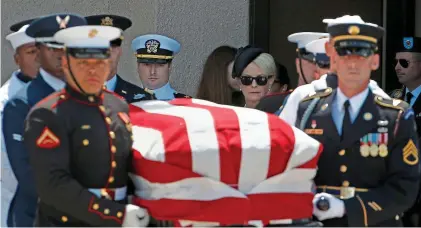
[129,98,323,226]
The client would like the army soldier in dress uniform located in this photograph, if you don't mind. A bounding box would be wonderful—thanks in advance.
[23,25,149,227]
[256,32,327,114]
[389,36,421,228]
[85,14,154,102]
[296,16,420,226]
[131,34,191,100]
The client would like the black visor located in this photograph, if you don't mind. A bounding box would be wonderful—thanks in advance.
[67,47,110,59]
[297,48,315,63]
[335,47,375,57]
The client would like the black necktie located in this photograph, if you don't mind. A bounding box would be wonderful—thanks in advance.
[406,92,413,104]
[341,100,352,141]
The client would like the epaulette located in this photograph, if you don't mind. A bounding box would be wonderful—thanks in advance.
[301,87,333,102]
[374,96,409,111]
[103,87,125,101]
[34,90,66,109]
[389,89,403,99]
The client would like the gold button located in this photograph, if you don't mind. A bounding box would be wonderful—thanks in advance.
[339,149,345,156]
[93,204,99,210]
[340,165,347,173]
[61,216,68,222]
[395,215,400,220]
[108,176,114,183]
[83,139,89,146]
[342,180,350,187]
[111,145,117,153]
[131,135,134,141]
[126,124,132,132]
[106,117,112,124]
[109,131,115,139]
[88,96,95,102]
[99,106,106,112]
[112,161,117,168]
[117,212,123,218]
[60,94,66,99]
[104,209,110,214]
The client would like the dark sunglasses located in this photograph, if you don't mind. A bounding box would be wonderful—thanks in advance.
[335,47,374,58]
[239,75,273,86]
[394,59,419,68]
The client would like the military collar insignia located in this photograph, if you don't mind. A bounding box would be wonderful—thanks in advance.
[145,39,160,53]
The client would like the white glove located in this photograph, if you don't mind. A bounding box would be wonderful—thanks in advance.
[122,204,150,227]
[313,193,345,221]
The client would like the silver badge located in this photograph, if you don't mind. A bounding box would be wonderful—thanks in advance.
[377,127,388,133]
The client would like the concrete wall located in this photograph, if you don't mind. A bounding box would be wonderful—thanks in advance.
[1,0,249,96]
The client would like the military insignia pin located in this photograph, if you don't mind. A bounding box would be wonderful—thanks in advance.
[56,15,70,29]
[311,120,317,129]
[101,16,114,26]
[88,29,98,38]
[348,25,360,35]
[360,135,370,157]
[403,37,414,50]
[363,112,373,121]
[321,104,328,111]
[377,120,388,126]
[145,39,160,53]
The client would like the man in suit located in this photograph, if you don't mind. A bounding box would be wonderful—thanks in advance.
[2,13,87,227]
[85,14,154,102]
[0,18,38,227]
[256,32,328,114]
[131,34,191,100]
[389,36,421,227]
[297,15,420,226]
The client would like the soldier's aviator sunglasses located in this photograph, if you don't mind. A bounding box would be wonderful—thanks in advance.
[239,75,273,86]
[394,59,421,68]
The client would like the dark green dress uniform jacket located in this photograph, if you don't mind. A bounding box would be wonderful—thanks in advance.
[297,87,420,227]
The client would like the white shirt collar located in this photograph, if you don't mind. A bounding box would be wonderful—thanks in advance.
[336,87,369,119]
[105,75,117,92]
[39,68,65,91]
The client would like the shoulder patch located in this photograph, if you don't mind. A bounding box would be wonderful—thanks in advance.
[389,89,403,99]
[374,96,409,111]
[301,87,333,102]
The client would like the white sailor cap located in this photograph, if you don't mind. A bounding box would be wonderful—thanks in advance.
[287,32,329,49]
[305,37,329,55]
[131,34,181,64]
[54,25,121,48]
[6,24,35,50]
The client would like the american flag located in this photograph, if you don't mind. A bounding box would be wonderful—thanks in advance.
[129,98,323,226]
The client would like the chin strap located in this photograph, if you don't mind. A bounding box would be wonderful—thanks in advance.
[66,53,97,96]
[297,52,309,85]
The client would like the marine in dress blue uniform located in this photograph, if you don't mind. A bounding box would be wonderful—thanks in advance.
[1,18,38,228]
[85,14,155,102]
[131,34,191,100]
[389,36,421,227]
[296,15,420,226]
[1,14,87,227]
[24,25,149,227]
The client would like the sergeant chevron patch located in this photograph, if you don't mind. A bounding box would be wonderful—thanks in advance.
[403,139,419,165]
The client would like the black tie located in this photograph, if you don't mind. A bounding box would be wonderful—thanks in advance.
[406,92,413,104]
[341,100,352,141]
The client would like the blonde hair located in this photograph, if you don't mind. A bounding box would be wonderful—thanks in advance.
[252,53,277,76]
